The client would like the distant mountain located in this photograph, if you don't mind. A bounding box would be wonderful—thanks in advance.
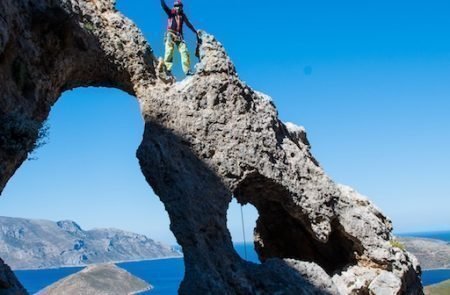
[37,264,152,295]
[0,216,181,270]
[399,237,450,270]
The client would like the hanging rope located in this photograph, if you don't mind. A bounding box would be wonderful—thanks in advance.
[225,56,248,260]
[240,204,248,260]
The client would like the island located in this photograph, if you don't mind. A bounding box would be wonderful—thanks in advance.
[37,264,152,295]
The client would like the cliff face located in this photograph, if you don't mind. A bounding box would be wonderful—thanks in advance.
[0,0,423,294]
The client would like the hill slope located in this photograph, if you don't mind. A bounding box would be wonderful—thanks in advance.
[425,279,450,295]
[400,237,450,270]
[37,264,151,295]
[0,216,181,270]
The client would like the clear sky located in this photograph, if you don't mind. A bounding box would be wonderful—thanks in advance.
[1,0,449,245]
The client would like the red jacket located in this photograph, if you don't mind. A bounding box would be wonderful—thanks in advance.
[167,9,185,35]
[161,0,196,37]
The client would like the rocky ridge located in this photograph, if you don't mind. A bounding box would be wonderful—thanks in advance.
[0,0,423,294]
[0,216,181,270]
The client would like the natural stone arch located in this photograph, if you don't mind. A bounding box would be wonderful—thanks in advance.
[135,32,422,293]
[0,1,423,294]
[0,0,156,192]
[1,1,154,292]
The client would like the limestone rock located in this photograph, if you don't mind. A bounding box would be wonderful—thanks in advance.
[285,260,340,294]
[0,0,423,294]
[369,272,403,295]
[332,265,380,294]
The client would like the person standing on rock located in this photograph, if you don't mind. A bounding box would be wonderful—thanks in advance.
[160,0,198,76]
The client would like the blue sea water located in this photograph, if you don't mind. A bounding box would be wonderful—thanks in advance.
[14,266,84,294]
[14,237,450,294]
[118,258,184,295]
[14,244,256,294]
[422,269,450,286]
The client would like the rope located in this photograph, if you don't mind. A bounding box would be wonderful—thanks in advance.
[225,59,248,260]
[224,53,248,260]
[240,204,248,260]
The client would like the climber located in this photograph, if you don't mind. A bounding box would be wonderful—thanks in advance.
[160,0,198,76]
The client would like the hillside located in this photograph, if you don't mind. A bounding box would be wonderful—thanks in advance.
[37,264,151,295]
[0,216,181,270]
[425,279,450,295]
[400,237,450,270]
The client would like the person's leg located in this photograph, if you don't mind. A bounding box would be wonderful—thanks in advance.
[178,41,191,74]
[164,33,175,72]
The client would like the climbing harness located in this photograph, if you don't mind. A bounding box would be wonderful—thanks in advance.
[166,30,184,43]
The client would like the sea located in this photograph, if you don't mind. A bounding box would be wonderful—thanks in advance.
[14,233,450,294]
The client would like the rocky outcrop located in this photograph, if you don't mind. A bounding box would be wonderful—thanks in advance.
[0,0,423,294]
[37,264,152,295]
[0,216,181,270]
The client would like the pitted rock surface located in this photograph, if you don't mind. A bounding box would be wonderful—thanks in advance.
[0,0,423,294]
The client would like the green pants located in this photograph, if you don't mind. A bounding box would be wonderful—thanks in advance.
[164,31,191,74]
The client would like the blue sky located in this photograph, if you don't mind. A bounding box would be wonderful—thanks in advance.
[1,0,449,244]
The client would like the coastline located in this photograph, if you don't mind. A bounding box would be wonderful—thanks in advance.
[423,268,450,271]
[13,255,184,272]
[133,286,153,295]
[14,259,450,273]
[38,285,154,295]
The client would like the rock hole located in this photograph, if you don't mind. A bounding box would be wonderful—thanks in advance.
[226,198,259,263]
[234,172,360,275]
[0,87,179,282]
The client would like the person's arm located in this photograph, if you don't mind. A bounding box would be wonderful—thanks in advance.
[160,0,171,16]
[184,14,198,35]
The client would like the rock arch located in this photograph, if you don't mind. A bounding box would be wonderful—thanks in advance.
[0,1,422,294]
